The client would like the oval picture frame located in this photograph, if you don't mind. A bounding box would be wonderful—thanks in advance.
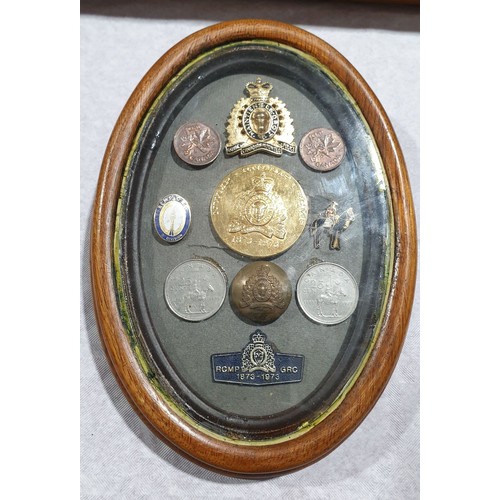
[91,19,417,477]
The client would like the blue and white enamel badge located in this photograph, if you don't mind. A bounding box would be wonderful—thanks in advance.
[153,194,191,243]
[211,330,304,386]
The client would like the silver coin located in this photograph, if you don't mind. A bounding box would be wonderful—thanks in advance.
[173,122,221,166]
[296,262,358,325]
[164,259,227,321]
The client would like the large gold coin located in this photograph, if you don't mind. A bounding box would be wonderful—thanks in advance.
[210,164,308,258]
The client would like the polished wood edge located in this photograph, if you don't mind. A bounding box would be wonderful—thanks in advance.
[90,19,417,476]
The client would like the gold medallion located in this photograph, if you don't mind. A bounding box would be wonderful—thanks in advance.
[225,78,296,157]
[210,164,308,258]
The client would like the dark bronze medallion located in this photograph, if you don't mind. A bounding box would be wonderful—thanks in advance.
[230,261,292,324]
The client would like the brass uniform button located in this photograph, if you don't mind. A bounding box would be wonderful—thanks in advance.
[230,261,292,324]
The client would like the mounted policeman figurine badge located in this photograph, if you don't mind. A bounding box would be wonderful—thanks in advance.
[225,77,296,157]
[311,201,355,251]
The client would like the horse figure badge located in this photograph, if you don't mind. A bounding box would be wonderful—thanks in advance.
[310,201,355,250]
[225,78,296,157]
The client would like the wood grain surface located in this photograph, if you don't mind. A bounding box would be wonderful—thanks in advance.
[91,19,417,477]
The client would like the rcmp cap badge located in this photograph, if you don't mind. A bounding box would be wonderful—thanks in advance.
[225,77,296,157]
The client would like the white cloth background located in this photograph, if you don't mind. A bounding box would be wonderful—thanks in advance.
[80,2,419,498]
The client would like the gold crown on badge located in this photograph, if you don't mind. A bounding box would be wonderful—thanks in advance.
[251,173,274,193]
[225,77,296,157]
[246,78,273,100]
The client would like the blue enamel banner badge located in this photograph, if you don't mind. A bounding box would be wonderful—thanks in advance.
[211,330,304,386]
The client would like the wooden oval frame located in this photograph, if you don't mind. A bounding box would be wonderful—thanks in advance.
[91,19,417,477]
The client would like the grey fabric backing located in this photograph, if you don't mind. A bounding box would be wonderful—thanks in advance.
[127,61,387,420]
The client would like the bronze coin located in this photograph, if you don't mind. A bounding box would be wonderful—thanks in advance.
[173,122,221,166]
[299,127,346,171]
[230,261,292,324]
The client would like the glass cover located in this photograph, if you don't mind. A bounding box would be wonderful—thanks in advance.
[116,41,393,440]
